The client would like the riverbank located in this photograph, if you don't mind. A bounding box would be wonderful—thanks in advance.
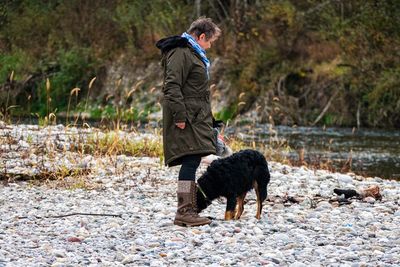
[1,124,399,266]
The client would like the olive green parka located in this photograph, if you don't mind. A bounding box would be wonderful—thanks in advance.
[156,36,216,166]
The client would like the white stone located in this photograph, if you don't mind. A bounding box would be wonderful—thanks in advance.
[121,255,135,264]
[134,238,145,246]
[52,250,67,258]
[337,174,353,184]
[0,124,399,267]
[290,262,308,267]
[364,197,376,204]
[253,226,263,235]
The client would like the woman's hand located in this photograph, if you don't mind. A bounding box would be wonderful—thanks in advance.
[175,122,186,129]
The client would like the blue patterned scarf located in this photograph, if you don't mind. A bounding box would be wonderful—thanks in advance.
[181,32,210,79]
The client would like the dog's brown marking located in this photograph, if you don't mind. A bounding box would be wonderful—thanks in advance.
[362,185,382,200]
[254,181,262,220]
[224,210,235,220]
[234,192,247,219]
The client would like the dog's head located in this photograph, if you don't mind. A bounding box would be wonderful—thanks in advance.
[196,186,211,213]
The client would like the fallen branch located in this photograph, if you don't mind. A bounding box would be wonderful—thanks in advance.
[311,90,339,126]
[16,212,122,220]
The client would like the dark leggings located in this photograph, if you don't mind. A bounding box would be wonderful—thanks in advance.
[178,154,202,181]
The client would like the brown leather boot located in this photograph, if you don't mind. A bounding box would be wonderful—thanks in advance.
[174,180,211,227]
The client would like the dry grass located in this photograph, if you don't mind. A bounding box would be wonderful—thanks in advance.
[0,75,356,187]
[0,120,359,187]
[71,130,163,158]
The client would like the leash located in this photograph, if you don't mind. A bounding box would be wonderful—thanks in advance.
[197,184,212,205]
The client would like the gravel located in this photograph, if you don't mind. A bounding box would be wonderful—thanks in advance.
[1,124,399,266]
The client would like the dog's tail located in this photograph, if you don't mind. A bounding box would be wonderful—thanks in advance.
[253,163,270,219]
[254,164,270,202]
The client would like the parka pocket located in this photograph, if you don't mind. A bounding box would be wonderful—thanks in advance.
[187,107,205,124]
[185,98,205,125]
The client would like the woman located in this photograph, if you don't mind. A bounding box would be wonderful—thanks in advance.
[156,18,221,226]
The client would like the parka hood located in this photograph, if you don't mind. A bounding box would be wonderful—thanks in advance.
[155,35,189,54]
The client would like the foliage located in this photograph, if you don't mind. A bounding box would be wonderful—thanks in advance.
[0,50,31,82]
[31,48,94,115]
[366,67,400,127]
[214,105,236,123]
[0,0,399,128]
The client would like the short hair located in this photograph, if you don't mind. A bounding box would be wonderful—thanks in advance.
[187,17,221,40]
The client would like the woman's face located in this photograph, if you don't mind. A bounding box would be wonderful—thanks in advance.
[196,33,217,50]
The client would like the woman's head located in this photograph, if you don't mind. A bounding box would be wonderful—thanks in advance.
[187,17,221,50]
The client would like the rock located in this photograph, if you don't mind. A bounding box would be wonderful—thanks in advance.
[164,241,185,249]
[315,201,331,211]
[66,237,82,243]
[51,259,67,267]
[364,197,376,204]
[134,238,145,246]
[52,250,67,258]
[274,233,290,244]
[148,242,161,248]
[338,174,353,184]
[1,124,400,266]
[308,218,320,224]
[150,260,163,266]
[349,244,360,251]
[210,221,219,227]
[233,227,241,233]
[18,140,29,148]
[290,262,308,267]
[115,252,125,262]
[121,255,135,264]
[76,227,90,239]
[253,226,263,235]
[343,252,359,261]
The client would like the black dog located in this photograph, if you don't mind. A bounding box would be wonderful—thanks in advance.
[196,149,270,220]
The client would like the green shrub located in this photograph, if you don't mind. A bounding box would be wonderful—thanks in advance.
[367,67,400,127]
[214,105,237,123]
[0,50,32,82]
[31,48,95,116]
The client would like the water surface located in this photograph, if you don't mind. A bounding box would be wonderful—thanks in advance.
[227,124,400,180]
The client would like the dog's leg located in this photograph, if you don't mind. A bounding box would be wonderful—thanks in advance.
[254,181,262,220]
[234,192,247,219]
[225,197,237,220]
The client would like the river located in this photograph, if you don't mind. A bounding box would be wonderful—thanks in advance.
[226,124,400,180]
[10,117,400,180]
